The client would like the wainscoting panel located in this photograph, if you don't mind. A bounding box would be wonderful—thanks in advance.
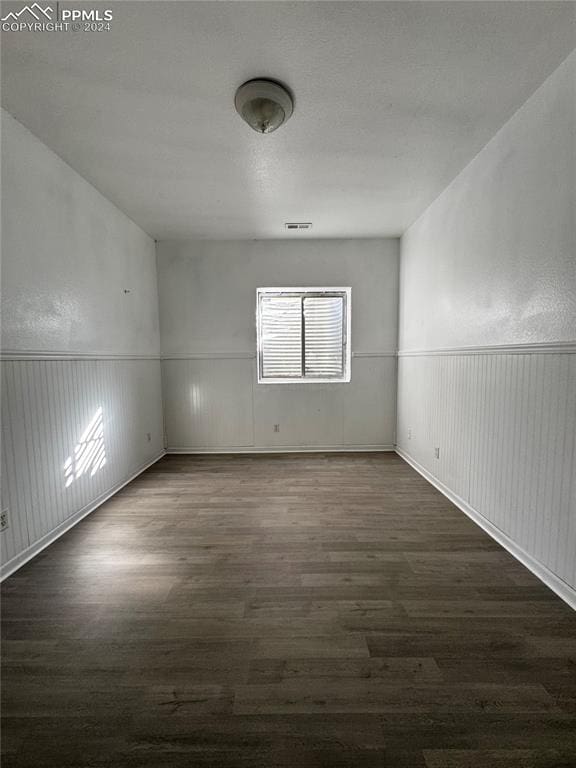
[162,354,396,451]
[341,356,397,447]
[0,358,164,573]
[162,357,255,449]
[397,347,576,595]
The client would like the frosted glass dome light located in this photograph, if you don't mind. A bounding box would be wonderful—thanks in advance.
[235,79,294,134]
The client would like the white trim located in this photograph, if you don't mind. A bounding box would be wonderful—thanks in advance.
[396,447,576,611]
[161,352,256,360]
[0,452,165,581]
[398,341,576,357]
[12,345,568,361]
[161,351,396,361]
[254,377,352,385]
[256,286,352,294]
[352,351,397,358]
[0,350,160,361]
[167,445,395,454]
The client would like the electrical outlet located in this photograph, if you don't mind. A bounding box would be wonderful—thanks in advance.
[1,509,9,532]
[434,447,440,459]
[408,428,412,440]
[146,432,151,442]
[273,424,280,433]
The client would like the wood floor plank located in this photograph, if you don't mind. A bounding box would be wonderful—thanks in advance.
[423,748,576,767]
[2,452,575,767]
[233,680,555,715]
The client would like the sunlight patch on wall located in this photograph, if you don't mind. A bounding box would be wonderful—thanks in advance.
[190,384,205,415]
[64,406,106,488]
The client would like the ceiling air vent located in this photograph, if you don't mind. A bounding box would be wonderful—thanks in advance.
[285,222,312,231]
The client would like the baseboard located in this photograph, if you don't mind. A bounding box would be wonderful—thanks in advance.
[167,445,395,454]
[0,451,166,581]
[396,446,576,611]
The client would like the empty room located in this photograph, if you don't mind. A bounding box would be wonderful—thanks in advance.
[1,1,575,766]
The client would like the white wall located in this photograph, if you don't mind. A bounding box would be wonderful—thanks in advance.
[157,239,399,451]
[1,111,164,576]
[397,52,576,604]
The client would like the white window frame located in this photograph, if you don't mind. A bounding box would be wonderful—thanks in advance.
[256,287,351,384]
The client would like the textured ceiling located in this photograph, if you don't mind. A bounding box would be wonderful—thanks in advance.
[2,1,575,239]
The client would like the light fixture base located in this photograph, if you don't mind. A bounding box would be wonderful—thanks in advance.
[235,79,294,134]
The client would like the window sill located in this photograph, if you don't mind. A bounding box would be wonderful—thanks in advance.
[257,377,351,385]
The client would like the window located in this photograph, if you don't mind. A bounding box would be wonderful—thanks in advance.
[257,287,351,383]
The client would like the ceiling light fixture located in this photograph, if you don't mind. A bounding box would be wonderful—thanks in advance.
[234,79,293,134]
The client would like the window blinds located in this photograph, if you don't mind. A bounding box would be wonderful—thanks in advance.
[258,291,347,381]
[303,296,344,377]
[260,295,303,378]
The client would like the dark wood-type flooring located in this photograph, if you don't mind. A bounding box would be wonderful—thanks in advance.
[2,453,576,767]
